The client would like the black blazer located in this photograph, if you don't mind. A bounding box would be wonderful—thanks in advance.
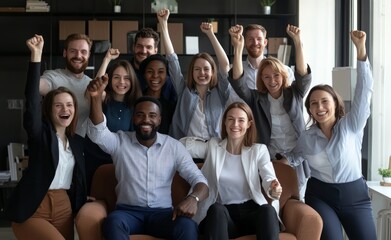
[5,62,87,223]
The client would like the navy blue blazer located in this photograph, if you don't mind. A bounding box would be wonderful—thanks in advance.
[5,62,87,223]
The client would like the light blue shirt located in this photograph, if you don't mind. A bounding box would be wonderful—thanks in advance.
[87,115,208,208]
[288,59,372,183]
[168,53,229,140]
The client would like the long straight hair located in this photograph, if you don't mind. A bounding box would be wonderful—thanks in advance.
[221,102,257,147]
[105,60,142,108]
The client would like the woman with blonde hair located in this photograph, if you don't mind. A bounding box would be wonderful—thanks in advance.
[229,24,311,199]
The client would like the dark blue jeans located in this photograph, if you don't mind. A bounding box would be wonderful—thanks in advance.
[103,204,198,240]
[305,177,377,240]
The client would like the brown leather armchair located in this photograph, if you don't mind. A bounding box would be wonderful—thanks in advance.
[75,162,322,240]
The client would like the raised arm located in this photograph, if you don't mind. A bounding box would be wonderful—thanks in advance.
[87,75,109,125]
[157,8,174,55]
[200,22,230,73]
[29,35,50,96]
[229,25,245,80]
[95,48,120,78]
[25,35,44,135]
[286,24,307,76]
[27,34,44,63]
[350,30,367,61]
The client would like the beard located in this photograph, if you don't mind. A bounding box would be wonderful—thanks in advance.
[134,124,159,141]
[65,57,88,74]
[246,45,264,59]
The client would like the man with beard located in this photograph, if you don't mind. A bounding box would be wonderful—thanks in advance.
[39,33,92,137]
[131,28,177,103]
[241,24,294,90]
[85,74,208,240]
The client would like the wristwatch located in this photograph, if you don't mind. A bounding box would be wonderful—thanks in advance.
[188,193,200,202]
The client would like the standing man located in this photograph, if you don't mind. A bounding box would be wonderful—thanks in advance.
[86,75,208,240]
[241,24,294,89]
[131,28,177,102]
[39,33,92,137]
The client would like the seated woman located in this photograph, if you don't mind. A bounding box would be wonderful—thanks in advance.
[5,34,86,240]
[181,102,282,240]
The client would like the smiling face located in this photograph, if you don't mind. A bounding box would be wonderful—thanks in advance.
[308,90,337,126]
[244,28,268,59]
[63,39,90,74]
[133,101,161,143]
[51,92,75,131]
[261,65,284,99]
[192,58,213,88]
[144,60,167,93]
[133,37,158,67]
[225,107,252,142]
[111,66,131,99]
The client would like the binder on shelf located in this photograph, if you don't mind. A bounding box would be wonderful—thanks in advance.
[7,143,25,182]
[112,21,138,53]
[277,44,291,65]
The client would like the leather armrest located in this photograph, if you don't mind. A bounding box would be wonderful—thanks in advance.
[281,199,323,240]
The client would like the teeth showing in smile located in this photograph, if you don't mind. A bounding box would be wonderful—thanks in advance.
[60,115,70,119]
[317,112,326,116]
[141,125,152,130]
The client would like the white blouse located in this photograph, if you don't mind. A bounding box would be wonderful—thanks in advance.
[218,152,251,205]
[49,136,75,190]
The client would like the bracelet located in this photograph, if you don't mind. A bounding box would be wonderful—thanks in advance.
[187,193,200,202]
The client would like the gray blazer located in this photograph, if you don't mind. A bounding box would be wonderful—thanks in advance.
[229,66,312,192]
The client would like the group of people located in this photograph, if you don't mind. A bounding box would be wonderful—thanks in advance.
[4,7,376,240]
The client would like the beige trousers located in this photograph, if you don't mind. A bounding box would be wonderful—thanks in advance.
[12,189,74,240]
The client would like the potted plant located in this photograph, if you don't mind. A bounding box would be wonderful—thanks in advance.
[260,0,276,14]
[110,0,122,13]
[378,168,391,183]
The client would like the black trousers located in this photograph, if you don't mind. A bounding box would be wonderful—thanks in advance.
[200,200,279,240]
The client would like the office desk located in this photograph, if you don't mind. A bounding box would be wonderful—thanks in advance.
[367,181,391,240]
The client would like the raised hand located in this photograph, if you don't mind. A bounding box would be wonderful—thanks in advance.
[26,34,44,52]
[229,25,244,49]
[105,48,120,61]
[229,24,243,36]
[286,24,301,43]
[200,22,214,35]
[26,34,44,62]
[157,8,170,23]
[351,30,367,60]
[87,74,109,98]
